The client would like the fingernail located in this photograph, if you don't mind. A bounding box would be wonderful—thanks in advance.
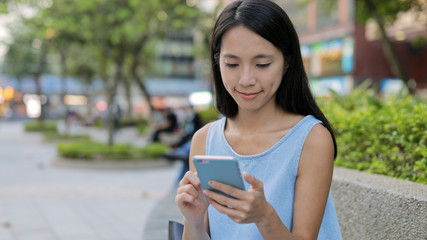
[209,181,215,186]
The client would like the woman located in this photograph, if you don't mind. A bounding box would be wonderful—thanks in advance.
[175,0,342,239]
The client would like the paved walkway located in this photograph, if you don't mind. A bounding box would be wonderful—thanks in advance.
[0,120,183,240]
[143,184,183,240]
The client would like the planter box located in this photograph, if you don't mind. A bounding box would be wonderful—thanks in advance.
[332,167,427,239]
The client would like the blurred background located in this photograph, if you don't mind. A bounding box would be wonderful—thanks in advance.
[0,0,426,239]
[0,0,426,127]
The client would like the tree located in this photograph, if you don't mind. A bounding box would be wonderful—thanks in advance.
[312,0,425,94]
[356,0,425,95]
[3,0,209,145]
[3,30,37,92]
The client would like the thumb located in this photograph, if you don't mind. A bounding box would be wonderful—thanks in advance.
[243,172,263,191]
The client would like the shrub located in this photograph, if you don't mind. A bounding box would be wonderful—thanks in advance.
[140,142,170,158]
[105,143,135,159]
[57,141,100,159]
[24,121,58,132]
[198,106,220,125]
[43,132,91,141]
[136,121,151,134]
[57,141,138,160]
[320,86,426,184]
[120,117,149,127]
[57,140,170,160]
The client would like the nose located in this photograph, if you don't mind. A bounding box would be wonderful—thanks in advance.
[239,66,256,87]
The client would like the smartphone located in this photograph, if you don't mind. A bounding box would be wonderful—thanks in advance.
[193,155,245,199]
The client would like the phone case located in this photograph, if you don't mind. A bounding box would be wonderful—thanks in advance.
[193,155,245,199]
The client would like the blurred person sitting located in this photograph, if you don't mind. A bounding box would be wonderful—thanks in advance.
[151,107,178,142]
[174,105,202,148]
[163,105,203,182]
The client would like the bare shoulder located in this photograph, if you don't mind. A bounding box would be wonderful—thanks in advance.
[191,123,212,152]
[306,123,334,148]
[189,123,213,171]
[292,123,335,238]
[298,123,334,175]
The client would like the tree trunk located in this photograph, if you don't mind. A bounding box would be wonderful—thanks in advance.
[59,48,70,134]
[84,75,93,120]
[130,34,156,116]
[107,49,125,146]
[362,0,414,94]
[123,74,133,118]
[34,39,49,124]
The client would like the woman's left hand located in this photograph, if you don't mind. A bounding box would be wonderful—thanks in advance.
[203,172,271,224]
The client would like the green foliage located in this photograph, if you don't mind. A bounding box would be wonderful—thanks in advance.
[320,88,427,184]
[57,141,100,159]
[120,117,148,127]
[57,140,169,160]
[3,32,38,81]
[57,141,137,160]
[105,143,135,160]
[43,132,90,141]
[140,143,170,158]
[24,121,58,132]
[137,122,151,134]
[198,106,220,125]
[355,0,424,25]
[115,116,150,133]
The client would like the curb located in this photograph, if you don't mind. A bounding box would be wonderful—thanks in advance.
[332,167,427,239]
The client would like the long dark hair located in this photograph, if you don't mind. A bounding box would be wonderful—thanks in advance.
[210,0,337,157]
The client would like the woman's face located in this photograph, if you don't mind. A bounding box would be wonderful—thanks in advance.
[219,25,285,113]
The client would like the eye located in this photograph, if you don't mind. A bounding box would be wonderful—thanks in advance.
[225,63,239,68]
[256,63,271,68]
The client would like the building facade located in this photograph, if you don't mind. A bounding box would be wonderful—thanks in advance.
[143,31,209,109]
[276,0,427,96]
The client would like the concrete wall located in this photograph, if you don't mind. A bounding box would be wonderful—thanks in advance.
[331,167,427,239]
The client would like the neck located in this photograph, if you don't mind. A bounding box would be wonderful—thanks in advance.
[228,104,290,133]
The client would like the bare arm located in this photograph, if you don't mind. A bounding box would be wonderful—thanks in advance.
[177,124,211,240]
[290,123,335,239]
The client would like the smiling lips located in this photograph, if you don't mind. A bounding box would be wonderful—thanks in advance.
[236,90,262,100]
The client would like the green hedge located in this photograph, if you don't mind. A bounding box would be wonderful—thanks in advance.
[139,142,170,158]
[198,106,220,125]
[320,86,426,184]
[57,141,169,160]
[43,132,91,141]
[120,117,149,127]
[24,121,58,132]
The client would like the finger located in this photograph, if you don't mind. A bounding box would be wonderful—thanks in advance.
[179,171,202,190]
[176,192,199,206]
[203,189,240,209]
[177,183,200,198]
[243,172,263,191]
[208,180,245,199]
[208,196,245,221]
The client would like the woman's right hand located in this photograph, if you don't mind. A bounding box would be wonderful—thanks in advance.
[176,171,210,225]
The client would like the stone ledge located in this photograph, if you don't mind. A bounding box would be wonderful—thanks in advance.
[52,157,173,170]
[332,167,427,239]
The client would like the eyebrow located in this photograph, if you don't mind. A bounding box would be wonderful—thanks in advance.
[223,54,275,60]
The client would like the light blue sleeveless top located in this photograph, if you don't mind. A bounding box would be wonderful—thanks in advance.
[206,115,342,240]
